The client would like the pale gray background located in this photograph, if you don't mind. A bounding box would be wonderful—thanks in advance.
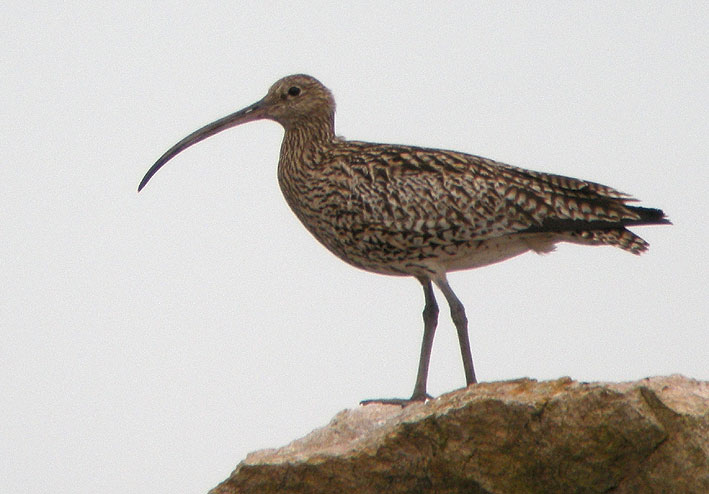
[3,2,707,493]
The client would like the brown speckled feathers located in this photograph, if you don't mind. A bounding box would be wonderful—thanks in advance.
[277,136,668,276]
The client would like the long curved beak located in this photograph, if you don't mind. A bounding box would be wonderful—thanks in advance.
[138,99,266,191]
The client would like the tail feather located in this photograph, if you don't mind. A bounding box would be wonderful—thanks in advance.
[497,161,670,254]
[564,229,650,255]
[523,206,669,255]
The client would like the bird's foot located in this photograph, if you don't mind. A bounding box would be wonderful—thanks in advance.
[360,393,432,407]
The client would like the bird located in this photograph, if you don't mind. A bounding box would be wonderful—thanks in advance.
[139,74,669,405]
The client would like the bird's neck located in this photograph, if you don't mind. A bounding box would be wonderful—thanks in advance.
[279,117,336,171]
[277,117,337,217]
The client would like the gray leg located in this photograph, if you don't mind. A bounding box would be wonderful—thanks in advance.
[411,276,439,400]
[434,275,477,385]
[360,276,439,406]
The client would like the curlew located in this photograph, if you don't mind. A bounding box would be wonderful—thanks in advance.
[139,74,669,405]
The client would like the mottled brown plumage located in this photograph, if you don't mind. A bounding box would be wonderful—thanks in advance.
[140,74,669,404]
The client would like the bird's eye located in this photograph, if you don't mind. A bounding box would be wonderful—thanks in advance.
[287,86,301,97]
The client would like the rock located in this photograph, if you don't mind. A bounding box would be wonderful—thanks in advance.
[209,375,708,494]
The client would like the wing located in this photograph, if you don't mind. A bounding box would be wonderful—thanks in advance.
[332,141,667,253]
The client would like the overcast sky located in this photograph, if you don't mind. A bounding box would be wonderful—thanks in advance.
[3,2,707,493]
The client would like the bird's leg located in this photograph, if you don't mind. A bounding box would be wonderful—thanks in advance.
[410,277,439,400]
[360,277,439,407]
[433,276,477,386]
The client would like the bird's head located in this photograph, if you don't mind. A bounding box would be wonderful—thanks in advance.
[261,74,336,129]
[138,74,335,191]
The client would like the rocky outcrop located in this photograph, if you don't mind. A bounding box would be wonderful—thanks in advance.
[210,375,708,493]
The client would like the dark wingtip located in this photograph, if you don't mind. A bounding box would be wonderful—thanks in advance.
[626,206,672,226]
